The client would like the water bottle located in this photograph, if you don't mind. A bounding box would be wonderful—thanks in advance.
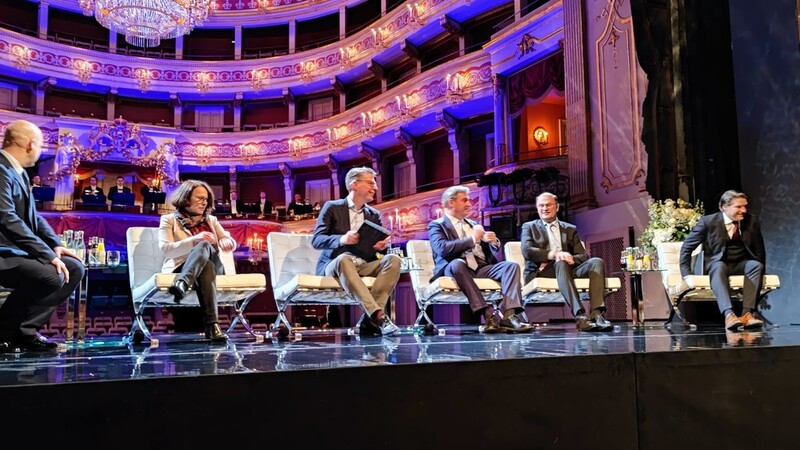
[74,231,86,264]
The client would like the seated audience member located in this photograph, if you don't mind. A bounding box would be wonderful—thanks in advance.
[258,191,273,219]
[159,179,236,342]
[30,175,42,188]
[0,119,85,352]
[428,185,533,333]
[107,176,131,204]
[679,189,766,331]
[312,167,401,336]
[520,192,613,332]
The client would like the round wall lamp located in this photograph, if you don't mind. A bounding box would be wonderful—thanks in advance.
[533,126,549,148]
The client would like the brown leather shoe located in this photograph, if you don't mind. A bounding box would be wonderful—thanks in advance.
[499,314,534,333]
[482,315,502,334]
[724,312,743,331]
[739,312,764,330]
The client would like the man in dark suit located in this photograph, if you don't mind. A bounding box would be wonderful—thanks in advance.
[428,186,533,333]
[229,191,243,216]
[0,120,85,352]
[680,190,766,331]
[257,191,273,219]
[107,176,131,204]
[82,176,104,203]
[520,192,612,332]
[140,175,161,212]
[312,167,401,336]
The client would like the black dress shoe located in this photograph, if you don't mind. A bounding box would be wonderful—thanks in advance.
[358,316,382,336]
[204,323,229,343]
[13,334,58,352]
[499,314,535,333]
[168,279,189,304]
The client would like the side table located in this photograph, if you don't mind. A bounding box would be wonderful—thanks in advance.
[622,268,664,328]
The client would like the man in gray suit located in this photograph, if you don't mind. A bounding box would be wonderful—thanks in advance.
[428,186,533,333]
[0,120,85,352]
[679,190,765,331]
[312,167,401,336]
[520,192,612,332]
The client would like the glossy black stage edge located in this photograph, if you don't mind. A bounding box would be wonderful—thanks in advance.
[0,324,797,450]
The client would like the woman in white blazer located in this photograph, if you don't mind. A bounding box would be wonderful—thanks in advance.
[159,180,237,342]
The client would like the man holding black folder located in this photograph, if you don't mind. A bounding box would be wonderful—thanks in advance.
[312,167,401,336]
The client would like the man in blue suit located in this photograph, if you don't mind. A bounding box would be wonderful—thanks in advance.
[312,167,401,336]
[427,186,533,333]
[680,190,766,331]
[0,120,85,352]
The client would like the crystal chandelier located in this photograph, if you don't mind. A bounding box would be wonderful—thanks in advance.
[80,0,217,48]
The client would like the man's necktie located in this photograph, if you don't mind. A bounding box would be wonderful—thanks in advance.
[21,171,30,191]
[459,221,479,271]
[548,222,561,253]
[731,222,740,240]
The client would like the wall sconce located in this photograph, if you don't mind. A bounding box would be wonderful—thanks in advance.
[256,0,272,13]
[240,144,258,167]
[407,2,426,28]
[300,61,315,84]
[196,72,212,94]
[75,60,93,85]
[327,126,345,149]
[134,68,152,93]
[339,46,354,70]
[371,27,390,50]
[445,73,468,105]
[361,111,376,137]
[533,126,549,148]
[396,94,418,124]
[249,68,269,93]
[288,138,305,160]
[196,145,213,169]
[11,45,32,72]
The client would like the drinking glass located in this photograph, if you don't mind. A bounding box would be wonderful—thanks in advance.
[106,250,121,267]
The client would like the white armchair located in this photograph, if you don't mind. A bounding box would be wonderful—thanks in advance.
[126,227,267,345]
[656,241,781,329]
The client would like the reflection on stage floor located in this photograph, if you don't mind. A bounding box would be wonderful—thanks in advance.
[0,322,788,387]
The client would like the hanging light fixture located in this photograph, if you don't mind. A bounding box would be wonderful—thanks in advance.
[80,0,217,48]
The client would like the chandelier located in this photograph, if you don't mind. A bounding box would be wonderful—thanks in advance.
[339,47,354,70]
[240,144,258,167]
[195,145,213,170]
[361,112,376,138]
[287,138,306,160]
[406,3,426,28]
[396,94,418,124]
[326,126,345,149]
[80,0,217,48]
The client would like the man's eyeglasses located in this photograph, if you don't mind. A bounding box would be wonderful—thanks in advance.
[357,179,377,186]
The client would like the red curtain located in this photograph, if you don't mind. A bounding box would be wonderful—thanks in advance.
[508,51,565,115]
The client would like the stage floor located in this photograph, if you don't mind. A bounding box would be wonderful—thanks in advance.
[0,321,788,387]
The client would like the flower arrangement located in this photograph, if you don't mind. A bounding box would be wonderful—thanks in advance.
[639,198,704,250]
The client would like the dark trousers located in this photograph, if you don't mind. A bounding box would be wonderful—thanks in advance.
[173,241,223,325]
[707,259,764,312]
[537,257,606,316]
[444,259,523,314]
[0,256,85,339]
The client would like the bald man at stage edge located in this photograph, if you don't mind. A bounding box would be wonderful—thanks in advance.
[0,120,85,352]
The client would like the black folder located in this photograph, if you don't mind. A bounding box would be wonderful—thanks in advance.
[348,220,391,260]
